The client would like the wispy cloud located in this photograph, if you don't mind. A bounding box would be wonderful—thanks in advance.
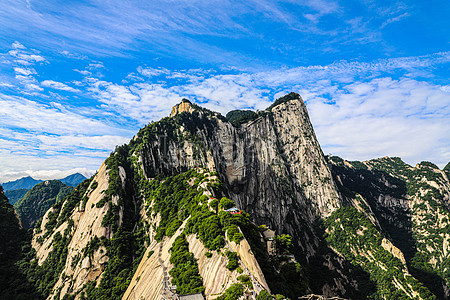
[0,38,449,183]
[381,12,410,28]
[0,94,119,135]
[1,41,47,92]
[14,67,36,76]
[41,80,80,93]
[0,90,133,182]
[137,66,170,78]
[8,41,46,65]
[73,69,92,76]
[0,0,412,66]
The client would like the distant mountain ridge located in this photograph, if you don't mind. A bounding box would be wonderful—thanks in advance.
[60,173,87,186]
[2,173,87,190]
[2,173,87,204]
[2,176,42,191]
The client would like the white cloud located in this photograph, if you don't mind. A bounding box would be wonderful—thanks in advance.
[8,49,45,65]
[87,62,105,70]
[137,66,169,77]
[0,82,14,88]
[0,164,97,183]
[306,78,450,167]
[125,72,144,82]
[13,67,36,76]
[83,52,450,163]
[0,94,132,136]
[177,74,272,113]
[73,69,92,76]
[41,80,80,92]
[25,83,44,91]
[0,92,134,184]
[36,134,128,152]
[87,79,182,123]
[11,41,26,49]
[3,43,48,93]
[304,13,320,23]
[14,71,43,91]
[381,12,410,28]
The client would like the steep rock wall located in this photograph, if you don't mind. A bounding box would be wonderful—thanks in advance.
[139,97,342,258]
[225,234,270,292]
[32,162,112,299]
[187,234,243,299]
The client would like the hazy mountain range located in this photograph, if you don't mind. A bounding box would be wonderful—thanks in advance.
[2,173,87,205]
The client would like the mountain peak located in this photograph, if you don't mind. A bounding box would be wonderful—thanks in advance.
[60,173,87,186]
[267,92,303,111]
[2,176,42,190]
[170,98,195,117]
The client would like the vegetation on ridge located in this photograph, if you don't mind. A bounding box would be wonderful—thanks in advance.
[0,186,40,299]
[325,206,435,299]
[226,110,258,127]
[267,92,300,111]
[14,180,73,229]
[328,155,450,298]
[169,235,204,294]
[81,144,147,300]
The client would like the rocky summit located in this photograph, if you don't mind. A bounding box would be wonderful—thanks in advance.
[1,93,450,300]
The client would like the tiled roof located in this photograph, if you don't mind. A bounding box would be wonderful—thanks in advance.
[179,293,204,300]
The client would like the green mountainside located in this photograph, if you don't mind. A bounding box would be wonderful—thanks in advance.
[328,156,450,299]
[2,174,85,206]
[225,110,259,127]
[0,186,39,299]
[2,95,450,300]
[5,188,28,205]
[444,162,450,178]
[14,180,74,229]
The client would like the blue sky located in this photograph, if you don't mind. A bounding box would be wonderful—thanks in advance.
[0,0,449,182]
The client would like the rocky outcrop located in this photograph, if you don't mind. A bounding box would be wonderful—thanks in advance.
[139,96,342,259]
[188,234,262,299]
[122,222,185,300]
[226,233,270,292]
[170,99,195,117]
[381,238,408,270]
[32,162,111,298]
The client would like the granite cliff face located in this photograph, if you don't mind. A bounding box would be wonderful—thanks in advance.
[14,93,450,300]
[138,95,342,257]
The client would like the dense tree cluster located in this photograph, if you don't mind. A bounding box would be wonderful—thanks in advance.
[226,110,258,128]
[15,180,73,229]
[169,235,205,294]
[267,92,300,111]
